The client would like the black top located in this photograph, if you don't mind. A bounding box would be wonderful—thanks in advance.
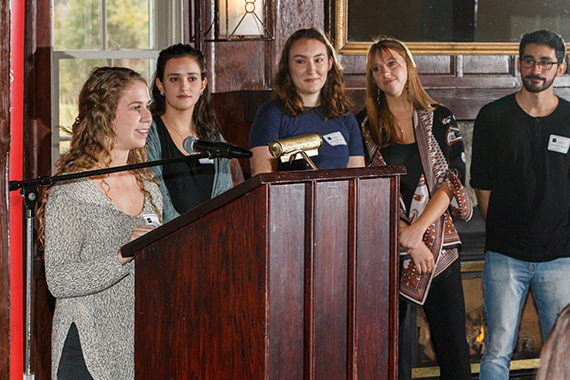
[470,93,570,262]
[355,106,467,214]
[155,116,215,214]
[380,142,423,212]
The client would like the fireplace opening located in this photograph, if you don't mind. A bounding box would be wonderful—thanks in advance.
[409,263,542,377]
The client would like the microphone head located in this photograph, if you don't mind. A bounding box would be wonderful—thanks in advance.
[182,135,199,154]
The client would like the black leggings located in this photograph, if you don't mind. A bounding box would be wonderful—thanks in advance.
[57,323,94,380]
[399,259,472,380]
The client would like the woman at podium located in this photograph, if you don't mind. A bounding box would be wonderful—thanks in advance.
[248,28,365,174]
[146,44,234,222]
[37,67,163,380]
[356,37,473,380]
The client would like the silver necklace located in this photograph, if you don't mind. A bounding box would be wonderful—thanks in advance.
[162,116,191,140]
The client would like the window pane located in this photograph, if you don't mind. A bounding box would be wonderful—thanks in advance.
[58,59,107,154]
[57,59,152,155]
[107,0,151,49]
[53,0,102,50]
[113,59,153,83]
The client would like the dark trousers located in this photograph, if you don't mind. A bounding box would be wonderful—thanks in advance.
[57,323,94,380]
[399,259,472,380]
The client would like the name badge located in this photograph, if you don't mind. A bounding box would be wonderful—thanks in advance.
[143,214,162,228]
[548,134,570,154]
[323,131,347,146]
[199,158,214,164]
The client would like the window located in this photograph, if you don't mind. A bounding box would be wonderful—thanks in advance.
[51,0,183,163]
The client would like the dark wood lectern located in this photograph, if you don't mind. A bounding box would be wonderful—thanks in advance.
[122,167,404,380]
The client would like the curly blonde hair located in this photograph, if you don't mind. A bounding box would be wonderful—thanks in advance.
[37,67,159,247]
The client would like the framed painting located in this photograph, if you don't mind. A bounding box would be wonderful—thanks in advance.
[334,0,570,54]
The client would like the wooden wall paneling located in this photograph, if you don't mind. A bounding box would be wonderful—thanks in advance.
[273,0,326,72]
[212,91,252,178]
[346,88,366,114]
[212,89,272,178]
[463,55,512,74]
[343,54,458,76]
[31,258,54,377]
[25,0,55,378]
[210,41,268,93]
[348,87,570,121]
[340,54,366,76]
[428,88,570,120]
[25,0,52,179]
[263,0,275,88]
[184,0,195,44]
[199,0,273,92]
[415,55,454,74]
[0,0,11,378]
[346,68,523,90]
[418,75,521,89]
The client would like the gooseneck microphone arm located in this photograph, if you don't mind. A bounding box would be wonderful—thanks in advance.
[8,152,208,380]
[9,153,209,192]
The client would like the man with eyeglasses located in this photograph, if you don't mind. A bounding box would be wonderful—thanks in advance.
[471,29,570,380]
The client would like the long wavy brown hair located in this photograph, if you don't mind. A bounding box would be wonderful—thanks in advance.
[364,36,437,147]
[274,28,352,119]
[535,303,570,380]
[150,43,221,142]
[37,66,159,247]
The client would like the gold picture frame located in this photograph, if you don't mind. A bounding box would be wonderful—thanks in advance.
[333,0,567,55]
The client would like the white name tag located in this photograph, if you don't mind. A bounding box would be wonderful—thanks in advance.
[548,134,570,154]
[322,131,347,146]
[199,158,214,164]
[143,214,161,228]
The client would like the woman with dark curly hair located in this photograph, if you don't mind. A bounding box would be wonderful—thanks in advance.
[249,28,364,174]
[37,66,162,380]
[147,43,233,222]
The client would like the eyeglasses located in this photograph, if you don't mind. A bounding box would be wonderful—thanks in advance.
[520,58,561,70]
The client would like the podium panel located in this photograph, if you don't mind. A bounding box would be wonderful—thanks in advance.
[122,167,404,380]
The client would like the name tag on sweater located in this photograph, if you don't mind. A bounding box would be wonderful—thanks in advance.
[323,131,347,146]
[143,214,161,227]
[548,135,570,154]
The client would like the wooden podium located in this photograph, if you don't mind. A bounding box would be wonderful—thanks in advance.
[122,167,404,380]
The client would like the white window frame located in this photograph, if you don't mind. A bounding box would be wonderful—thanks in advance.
[50,0,184,166]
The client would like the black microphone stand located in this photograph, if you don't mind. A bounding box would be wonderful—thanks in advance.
[9,152,209,380]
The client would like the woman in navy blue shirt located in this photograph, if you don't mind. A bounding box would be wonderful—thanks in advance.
[249,28,364,175]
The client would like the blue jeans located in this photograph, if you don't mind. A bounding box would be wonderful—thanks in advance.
[479,251,570,380]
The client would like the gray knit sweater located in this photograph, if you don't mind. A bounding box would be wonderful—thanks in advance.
[44,178,162,380]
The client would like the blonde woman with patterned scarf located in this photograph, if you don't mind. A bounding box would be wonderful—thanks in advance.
[356,37,472,380]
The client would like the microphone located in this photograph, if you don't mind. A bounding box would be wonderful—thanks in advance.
[182,135,253,159]
[268,133,323,161]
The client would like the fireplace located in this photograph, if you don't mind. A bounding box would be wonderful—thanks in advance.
[403,220,542,379]
[409,263,542,378]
